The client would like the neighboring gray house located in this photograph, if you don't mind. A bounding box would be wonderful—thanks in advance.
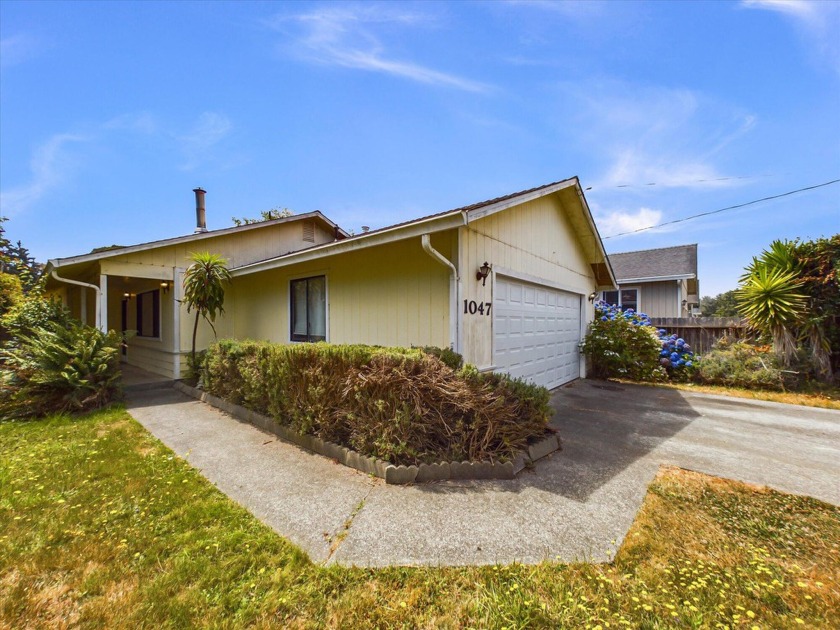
[603,244,699,318]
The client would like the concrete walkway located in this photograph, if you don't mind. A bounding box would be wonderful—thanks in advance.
[126,381,840,567]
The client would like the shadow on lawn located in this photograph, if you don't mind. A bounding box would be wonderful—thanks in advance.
[416,379,701,502]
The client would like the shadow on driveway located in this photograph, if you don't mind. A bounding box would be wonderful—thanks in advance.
[413,379,701,502]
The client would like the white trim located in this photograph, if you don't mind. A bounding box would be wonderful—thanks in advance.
[492,266,586,296]
[233,212,467,277]
[173,267,184,378]
[99,274,108,332]
[48,211,347,268]
[465,179,578,221]
[616,273,695,283]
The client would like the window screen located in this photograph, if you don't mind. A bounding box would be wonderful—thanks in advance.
[290,276,326,342]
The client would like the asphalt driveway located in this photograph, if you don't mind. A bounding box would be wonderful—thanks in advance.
[126,380,840,567]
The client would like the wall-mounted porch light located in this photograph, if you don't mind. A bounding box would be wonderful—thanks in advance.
[160,281,170,295]
[476,261,491,286]
[588,291,597,303]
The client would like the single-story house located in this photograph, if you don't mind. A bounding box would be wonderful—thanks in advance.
[602,244,699,318]
[45,177,617,390]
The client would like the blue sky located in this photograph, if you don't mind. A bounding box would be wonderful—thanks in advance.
[1,0,838,296]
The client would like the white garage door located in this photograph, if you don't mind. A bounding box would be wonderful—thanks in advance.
[493,276,582,389]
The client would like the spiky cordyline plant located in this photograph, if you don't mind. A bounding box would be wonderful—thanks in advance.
[736,266,807,366]
[182,252,231,366]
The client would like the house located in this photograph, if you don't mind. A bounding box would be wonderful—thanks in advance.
[602,244,699,318]
[44,178,617,390]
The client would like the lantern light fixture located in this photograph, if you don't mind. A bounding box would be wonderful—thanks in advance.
[476,261,491,286]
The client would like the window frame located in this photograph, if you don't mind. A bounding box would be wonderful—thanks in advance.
[135,289,161,339]
[289,274,328,343]
[601,286,641,312]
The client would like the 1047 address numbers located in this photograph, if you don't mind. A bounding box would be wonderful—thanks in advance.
[464,300,492,316]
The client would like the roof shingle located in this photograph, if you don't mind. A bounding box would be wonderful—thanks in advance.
[608,244,697,282]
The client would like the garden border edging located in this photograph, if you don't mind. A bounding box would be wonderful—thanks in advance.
[173,381,561,484]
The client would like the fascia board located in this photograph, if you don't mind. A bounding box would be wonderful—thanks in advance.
[231,212,466,277]
[617,274,696,283]
[466,179,578,221]
[48,211,339,268]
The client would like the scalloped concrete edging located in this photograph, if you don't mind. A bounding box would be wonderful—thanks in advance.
[173,381,561,484]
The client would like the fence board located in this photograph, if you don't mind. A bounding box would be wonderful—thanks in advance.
[649,317,748,354]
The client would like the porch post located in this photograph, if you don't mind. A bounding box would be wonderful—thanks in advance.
[99,274,108,332]
[173,267,184,378]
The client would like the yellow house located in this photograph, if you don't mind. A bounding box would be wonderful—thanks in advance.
[45,178,617,390]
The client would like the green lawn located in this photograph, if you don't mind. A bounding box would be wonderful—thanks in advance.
[1,407,838,629]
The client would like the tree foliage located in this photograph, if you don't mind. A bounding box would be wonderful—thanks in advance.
[699,290,739,317]
[182,252,231,365]
[736,236,839,380]
[0,216,43,293]
[231,207,293,227]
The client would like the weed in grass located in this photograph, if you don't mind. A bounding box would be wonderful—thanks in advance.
[2,412,838,628]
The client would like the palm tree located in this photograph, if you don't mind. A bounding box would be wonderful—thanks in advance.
[182,252,231,366]
[736,265,807,366]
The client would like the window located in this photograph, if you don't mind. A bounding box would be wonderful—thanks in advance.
[601,288,639,312]
[620,289,638,311]
[290,276,326,342]
[136,289,160,338]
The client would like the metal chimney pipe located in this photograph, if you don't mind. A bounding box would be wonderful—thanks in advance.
[193,188,208,233]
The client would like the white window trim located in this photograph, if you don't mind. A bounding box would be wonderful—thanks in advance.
[603,285,641,311]
[287,270,330,344]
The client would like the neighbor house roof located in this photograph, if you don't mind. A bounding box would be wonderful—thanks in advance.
[608,244,697,283]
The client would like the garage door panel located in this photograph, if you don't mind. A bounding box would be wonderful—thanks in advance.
[493,276,581,390]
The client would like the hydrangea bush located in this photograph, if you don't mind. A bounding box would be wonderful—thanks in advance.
[581,301,699,382]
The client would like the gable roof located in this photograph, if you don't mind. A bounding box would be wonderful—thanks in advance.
[47,210,348,269]
[45,177,616,288]
[609,244,697,283]
[231,177,616,288]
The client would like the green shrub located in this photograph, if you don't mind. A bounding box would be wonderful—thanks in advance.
[580,314,666,382]
[1,292,73,343]
[201,341,551,466]
[694,340,786,391]
[1,321,122,419]
[417,345,464,370]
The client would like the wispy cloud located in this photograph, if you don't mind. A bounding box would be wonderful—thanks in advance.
[559,80,756,189]
[0,33,41,69]
[266,6,490,93]
[592,205,664,239]
[0,133,88,217]
[1,111,235,216]
[177,112,233,171]
[743,0,840,73]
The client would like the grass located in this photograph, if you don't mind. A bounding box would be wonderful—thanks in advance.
[616,379,840,410]
[2,407,838,629]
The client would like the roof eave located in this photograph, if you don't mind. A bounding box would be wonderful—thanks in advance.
[231,211,467,277]
[48,210,345,268]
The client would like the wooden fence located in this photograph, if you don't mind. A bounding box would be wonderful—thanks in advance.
[649,317,749,354]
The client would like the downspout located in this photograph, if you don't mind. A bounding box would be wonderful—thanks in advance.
[421,234,460,353]
[51,270,103,331]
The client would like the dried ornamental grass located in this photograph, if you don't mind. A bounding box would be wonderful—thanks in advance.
[201,341,551,465]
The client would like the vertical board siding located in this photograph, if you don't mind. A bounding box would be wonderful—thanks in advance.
[230,234,452,350]
[460,193,595,369]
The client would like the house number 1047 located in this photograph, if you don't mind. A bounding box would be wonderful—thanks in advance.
[464,300,492,316]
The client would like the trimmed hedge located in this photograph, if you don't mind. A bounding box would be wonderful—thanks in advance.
[200,341,551,466]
